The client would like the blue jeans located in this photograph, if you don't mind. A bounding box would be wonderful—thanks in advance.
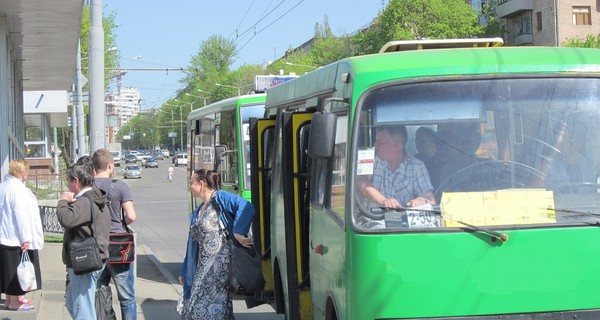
[66,265,104,320]
[97,263,137,320]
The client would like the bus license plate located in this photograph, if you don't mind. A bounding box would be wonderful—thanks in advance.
[406,210,440,228]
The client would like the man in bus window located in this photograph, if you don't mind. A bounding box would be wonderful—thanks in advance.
[358,125,435,209]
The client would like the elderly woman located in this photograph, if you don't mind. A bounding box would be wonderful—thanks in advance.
[0,160,43,311]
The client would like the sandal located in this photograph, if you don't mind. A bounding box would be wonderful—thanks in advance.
[19,297,33,305]
[8,304,34,311]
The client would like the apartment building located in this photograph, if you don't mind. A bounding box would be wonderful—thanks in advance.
[495,0,600,46]
[105,87,141,143]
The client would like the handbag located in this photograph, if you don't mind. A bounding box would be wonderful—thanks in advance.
[106,179,135,264]
[214,200,265,293]
[17,251,37,291]
[69,197,104,275]
[231,243,264,293]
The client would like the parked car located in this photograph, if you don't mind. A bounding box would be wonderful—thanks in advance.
[125,154,137,163]
[145,157,159,168]
[123,165,142,179]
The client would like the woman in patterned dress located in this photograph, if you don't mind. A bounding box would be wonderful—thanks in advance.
[178,169,255,319]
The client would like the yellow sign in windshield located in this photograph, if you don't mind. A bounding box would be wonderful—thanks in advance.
[441,189,555,226]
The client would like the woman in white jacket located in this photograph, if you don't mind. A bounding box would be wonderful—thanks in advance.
[0,160,43,311]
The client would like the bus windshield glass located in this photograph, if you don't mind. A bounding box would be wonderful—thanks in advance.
[241,103,266,190]
[353,77,600,231]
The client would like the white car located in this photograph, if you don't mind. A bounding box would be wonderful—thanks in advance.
[174,153,188,166]
[161,149,170,157]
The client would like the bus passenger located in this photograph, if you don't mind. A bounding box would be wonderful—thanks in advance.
[437,123,483,191]
[414,126,442,188]
[358,125,435,209]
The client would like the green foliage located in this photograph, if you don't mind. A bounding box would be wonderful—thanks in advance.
[481,0,505,38]
[80,5,120,83]
[355,0,483,54]
[45,235,63,243]
[562,33,600,48]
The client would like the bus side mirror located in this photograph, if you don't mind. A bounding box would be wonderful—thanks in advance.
[308,112,337,159]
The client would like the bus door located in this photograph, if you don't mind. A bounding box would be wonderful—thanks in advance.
[249,117,276,301]
[281,111,313,319]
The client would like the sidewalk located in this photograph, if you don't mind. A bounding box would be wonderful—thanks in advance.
[0,243,182,320]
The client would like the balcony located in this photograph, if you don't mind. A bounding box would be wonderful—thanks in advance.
[496,0,533,18]
[514,33,533,46]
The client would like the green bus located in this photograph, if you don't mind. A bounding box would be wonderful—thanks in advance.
[187,93,266,202]
[249,38,600,319]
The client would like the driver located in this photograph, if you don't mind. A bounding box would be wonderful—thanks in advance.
[358,125,435,209]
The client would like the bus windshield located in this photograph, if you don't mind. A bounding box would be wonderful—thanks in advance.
[353,77,600,231]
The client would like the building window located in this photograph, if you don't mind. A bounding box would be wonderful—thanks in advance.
[523,12,532,34]
[536,11,542,31]
[573,6,591,25]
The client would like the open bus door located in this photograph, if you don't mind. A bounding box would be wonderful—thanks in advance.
[279,111,313,320]
[249,117,276,305]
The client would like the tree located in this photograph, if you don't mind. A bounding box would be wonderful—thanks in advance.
[481,0,505,38]
[60,5,119,166]
[183,35,238,92]
[563,33,600,48]
[354,0,483,54]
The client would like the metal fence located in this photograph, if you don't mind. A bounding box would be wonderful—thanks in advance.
[40,205,64,234]
[26,174,65,199]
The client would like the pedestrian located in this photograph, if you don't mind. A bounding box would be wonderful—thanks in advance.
[178,169,254,319]
[92,148,138,320]
[0,160,43,311]
[168,165,174,182]
[57,163,111,320]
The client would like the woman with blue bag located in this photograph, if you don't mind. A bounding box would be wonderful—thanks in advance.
[178,169,254,319]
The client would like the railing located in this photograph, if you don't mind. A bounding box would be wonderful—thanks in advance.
[40,205,64,234]
[26,174,65,199]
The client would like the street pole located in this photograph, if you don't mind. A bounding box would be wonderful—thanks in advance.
[179,106,183,151]
[76,41,87,157]
[171,109,174,152]
[89,0,105,152]
[71,84,78,160]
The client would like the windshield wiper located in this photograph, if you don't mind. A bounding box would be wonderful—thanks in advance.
[381,206,509,242]
[548,207,600,217]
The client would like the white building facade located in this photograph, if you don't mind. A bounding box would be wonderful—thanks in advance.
[105,87,141,143]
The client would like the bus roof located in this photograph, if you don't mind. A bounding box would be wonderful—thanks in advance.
[265,46,600,109]
[379,37,504,53]
[187,92,266,121]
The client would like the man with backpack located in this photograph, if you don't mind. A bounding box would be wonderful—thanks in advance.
[92,148,138,320]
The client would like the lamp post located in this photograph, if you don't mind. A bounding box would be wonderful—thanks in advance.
[185,93,208,107]
[175,98,196,111]
[166,103,184,151]
[157,108,175,152]
[215,83,241,96]
[285,61,318,70]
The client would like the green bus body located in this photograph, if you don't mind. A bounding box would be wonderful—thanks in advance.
[255,45,600,320]
[187,93,266,203]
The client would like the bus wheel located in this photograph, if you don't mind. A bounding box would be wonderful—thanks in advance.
[273,263,285,314]
[326,299,338,320]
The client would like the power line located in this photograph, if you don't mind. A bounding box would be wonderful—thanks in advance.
[233,0,288,46]
[236,0,305,53]
[230,0,256,39]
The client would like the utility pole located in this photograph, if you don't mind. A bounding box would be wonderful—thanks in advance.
[89,0,105,153]
[76,41,87,158]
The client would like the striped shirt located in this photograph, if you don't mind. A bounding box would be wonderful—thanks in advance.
[371,154,433,205]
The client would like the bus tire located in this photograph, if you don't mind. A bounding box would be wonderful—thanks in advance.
[273,262,285,314]
[326,298,338,320]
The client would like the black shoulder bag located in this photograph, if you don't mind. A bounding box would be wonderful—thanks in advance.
[69,197,104,275]
[212,200,265,294]
[106,179,135,264]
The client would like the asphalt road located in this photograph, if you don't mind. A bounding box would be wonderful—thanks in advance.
[118,158,283,319]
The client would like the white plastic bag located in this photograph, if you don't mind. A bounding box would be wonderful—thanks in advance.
[17,252,37,291]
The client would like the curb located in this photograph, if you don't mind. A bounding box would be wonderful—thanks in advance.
[138,245,182,295]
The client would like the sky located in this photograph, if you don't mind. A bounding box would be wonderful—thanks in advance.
[103,0,386,110]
